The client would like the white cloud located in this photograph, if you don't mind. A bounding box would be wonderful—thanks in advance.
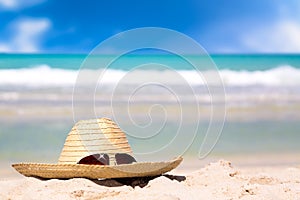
[0,18,51,53]
[240,1,300,53]
[242,20,300,53]
[201,1,300,53]
[0,44,11,52]
[0,0,44,10]
[0,0,17,9]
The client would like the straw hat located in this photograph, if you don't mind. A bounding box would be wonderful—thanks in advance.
[12,118,183,179]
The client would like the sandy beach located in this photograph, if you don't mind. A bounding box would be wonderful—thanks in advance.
[1,160,299,200]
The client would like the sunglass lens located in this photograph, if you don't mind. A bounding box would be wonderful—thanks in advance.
[78,153,109,165]
[115,153,136,165]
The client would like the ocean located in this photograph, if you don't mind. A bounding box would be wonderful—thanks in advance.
[1,54,300,172]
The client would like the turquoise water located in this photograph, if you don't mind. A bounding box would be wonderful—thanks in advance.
[1,54,300,70]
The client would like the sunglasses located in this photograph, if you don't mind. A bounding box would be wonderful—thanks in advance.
[78,153,136,165]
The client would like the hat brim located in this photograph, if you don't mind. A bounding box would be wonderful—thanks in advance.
[12,157,183,179]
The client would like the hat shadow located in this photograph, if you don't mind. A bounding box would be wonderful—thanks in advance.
[90,174,186,188]
[34,174,186,188]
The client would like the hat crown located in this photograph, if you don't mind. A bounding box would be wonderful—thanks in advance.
[58,118,133,165]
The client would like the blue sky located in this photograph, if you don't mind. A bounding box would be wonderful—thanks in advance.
[0,0,300,53]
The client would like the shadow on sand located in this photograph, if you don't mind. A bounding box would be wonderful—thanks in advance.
[90,174,186,188]
[35,174,186,188]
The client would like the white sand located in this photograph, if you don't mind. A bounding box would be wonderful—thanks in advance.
[1,160,299,200]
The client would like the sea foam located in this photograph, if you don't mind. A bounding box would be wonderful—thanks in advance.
[0,65,300,88]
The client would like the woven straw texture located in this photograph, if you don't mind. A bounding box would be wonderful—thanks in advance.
[12,118,183,179]
[58,118,134,165]
[12,157,183,179]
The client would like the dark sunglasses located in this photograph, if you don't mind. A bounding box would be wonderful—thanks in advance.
[78,153,136,165]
